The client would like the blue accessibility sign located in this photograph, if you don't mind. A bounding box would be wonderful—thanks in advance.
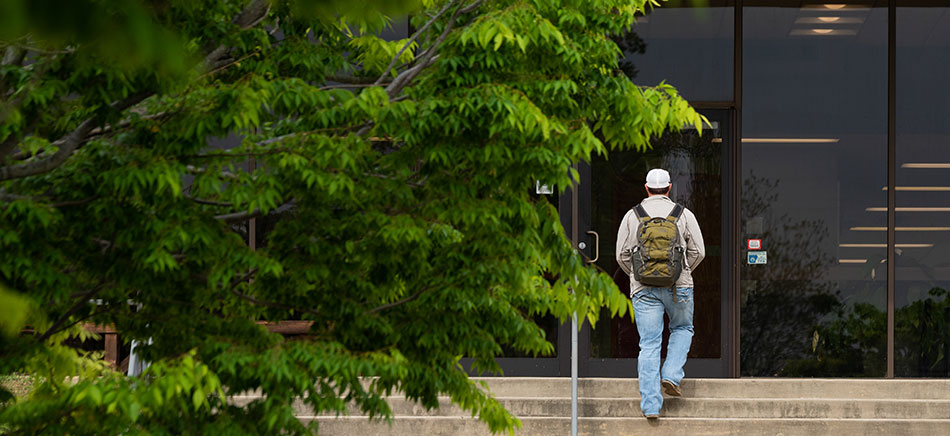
[748,251,767,265]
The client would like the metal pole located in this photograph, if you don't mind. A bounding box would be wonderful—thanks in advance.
[571,312,578,436]
[886,0,896,378]
[571,163,580,436]
[569,162,579,436]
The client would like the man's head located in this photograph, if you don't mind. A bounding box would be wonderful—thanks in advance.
[644,168,671,196]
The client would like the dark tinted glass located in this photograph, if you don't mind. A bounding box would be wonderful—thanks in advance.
[895,3,950,377]
[741,2,887,376]
[615,0,734,102]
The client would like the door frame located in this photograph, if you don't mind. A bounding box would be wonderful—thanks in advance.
[472,107,740,378]
[569,108,740,378]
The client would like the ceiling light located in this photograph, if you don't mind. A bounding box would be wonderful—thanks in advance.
[840,243,934,248]
[882,186,950,191]
[741,138,840,143]
[802,3,871,12]
[839,259,868,264]
[866,207,950,212]
[850,226,950,231]
[902,163,950,168]
[713,138,840,143]
[790,28,858,36]
[795,17,865,24]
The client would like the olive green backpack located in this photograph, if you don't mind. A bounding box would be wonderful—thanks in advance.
[631,203,685,288]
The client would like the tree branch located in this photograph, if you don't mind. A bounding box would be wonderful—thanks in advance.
[215,209,265,223]
[0,188,28,202]
[51,196,98,208]
[37,284,107,342]
[233,0,270,30]
[0,189,96,207]
[326,75,388,85]
[229,269,321,317]
[186,164,240,180]
[318,83,383,91]
[354,53,439,136]
[203,45,231,70]
[1,46,27,67]
[186,195,232,207]
[368,286,432,313]
[459,0,484,14]
[49,306,118,342]
[373,0,461,86]
[382,0,484,101]
[6,110,170,162]
[203,0,271,70]
[214,198,292,223]
[0,92,152,181]
[249,126,358,148]
[204,48,262,77]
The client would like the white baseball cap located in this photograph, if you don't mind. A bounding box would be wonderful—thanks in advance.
[645,168,671,189]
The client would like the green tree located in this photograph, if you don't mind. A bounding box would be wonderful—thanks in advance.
[0,0,704,433]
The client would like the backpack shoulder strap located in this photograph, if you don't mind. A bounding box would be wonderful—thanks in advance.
[634,204,651,223]
[666,203,684,221]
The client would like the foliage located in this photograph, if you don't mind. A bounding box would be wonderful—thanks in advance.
[793,286,950,377]
[1,0,704,434]
[739,173,842,376]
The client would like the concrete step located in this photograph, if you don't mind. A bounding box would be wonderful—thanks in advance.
[231,395,950,420]
[473,377,950,399]
[305,416,950,436]
[232,378,950,435]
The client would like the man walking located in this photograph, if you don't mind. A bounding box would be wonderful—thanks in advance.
[616,168,705,419]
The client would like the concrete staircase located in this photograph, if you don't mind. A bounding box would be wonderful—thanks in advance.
[252,378,950,435]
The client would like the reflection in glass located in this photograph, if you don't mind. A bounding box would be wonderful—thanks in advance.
[741,2,887,376]
[896,4,950,377]
[614,0,734,101]
[590,118,723,359]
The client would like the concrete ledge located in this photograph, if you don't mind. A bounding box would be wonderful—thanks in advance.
[305,416,950,436]
[231,396,950,420]
[470,377,950,399]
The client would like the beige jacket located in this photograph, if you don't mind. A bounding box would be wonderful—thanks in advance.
[615,195,705,296]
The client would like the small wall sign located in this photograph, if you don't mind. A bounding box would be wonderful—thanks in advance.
[536,181,553,195]
[747,239,762,250]
[748,251,767,265]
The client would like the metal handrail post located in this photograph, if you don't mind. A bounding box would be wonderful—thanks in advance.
[571,312,578,436]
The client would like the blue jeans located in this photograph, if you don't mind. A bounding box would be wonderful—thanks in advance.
[633,287,694,415]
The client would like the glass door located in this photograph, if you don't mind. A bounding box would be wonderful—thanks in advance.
[576,109,734,377]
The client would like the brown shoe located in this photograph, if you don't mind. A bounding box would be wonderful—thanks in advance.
[661,380,681,397]
[644,413,659,420]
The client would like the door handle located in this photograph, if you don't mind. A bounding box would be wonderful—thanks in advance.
[585,230,600,263]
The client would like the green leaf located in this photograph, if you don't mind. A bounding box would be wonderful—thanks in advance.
[0,285,31,337]
[128,401,142,422]
[192,388,204,410]
[87,385,102,405]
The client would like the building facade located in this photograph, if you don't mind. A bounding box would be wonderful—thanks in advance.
[491,0,950,379]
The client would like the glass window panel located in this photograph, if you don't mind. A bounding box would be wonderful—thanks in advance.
[615,0,734,102]
[895,3,950,378]
[741,1,887,377]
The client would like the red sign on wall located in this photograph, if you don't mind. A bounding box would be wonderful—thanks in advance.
[747,239,762,250]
